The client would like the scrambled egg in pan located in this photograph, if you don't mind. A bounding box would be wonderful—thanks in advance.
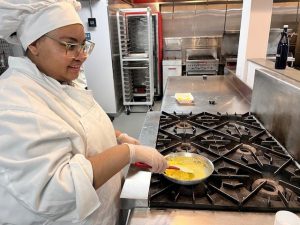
[164,156,207,181]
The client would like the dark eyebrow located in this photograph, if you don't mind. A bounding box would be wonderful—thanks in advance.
[61,36,86,43]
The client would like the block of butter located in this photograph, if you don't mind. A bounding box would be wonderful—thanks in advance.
[175,93,194,105]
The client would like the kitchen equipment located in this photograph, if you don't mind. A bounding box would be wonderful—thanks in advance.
[124,11,163,98]
[149,111,300,212]
[185,49,219,75]
[133,162,194,174]
[163,152,214,185]
[162,59,182,92]
[162,37,182,68]
[117,8,154,114]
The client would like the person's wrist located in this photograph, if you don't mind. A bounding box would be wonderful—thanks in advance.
[122,143,135,163]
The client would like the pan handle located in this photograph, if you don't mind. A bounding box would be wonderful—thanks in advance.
[133,162,180,170]
[133,162,152,169]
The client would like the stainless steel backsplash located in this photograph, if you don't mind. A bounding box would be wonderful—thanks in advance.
[251,69,300,162]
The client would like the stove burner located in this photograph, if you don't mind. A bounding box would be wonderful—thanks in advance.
[176,143,197,153]
[252,178,284,201]
[237,144,257,156]
[174,183,207,198]
[224,123,251,139]
[196,116,219,127]
[176,121,192,129]
[201,134,231,151]
[206,134,222,140]
[217,167,237,174]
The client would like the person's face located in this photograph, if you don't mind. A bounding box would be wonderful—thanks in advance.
[28,24,87,83]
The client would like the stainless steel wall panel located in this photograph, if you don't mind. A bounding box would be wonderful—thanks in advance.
[221,33,239,56]
[224,8,242,31]
[251,69,300,162]
[162,10,225,38]
[271,5,298,31]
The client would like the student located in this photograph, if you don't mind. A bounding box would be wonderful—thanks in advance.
[0,1,167,224]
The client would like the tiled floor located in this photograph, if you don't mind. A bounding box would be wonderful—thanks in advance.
[112,100,161,139]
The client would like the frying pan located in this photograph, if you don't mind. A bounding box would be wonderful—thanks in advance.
[163,152,214,185]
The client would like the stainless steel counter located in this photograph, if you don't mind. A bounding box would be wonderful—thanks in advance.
[161,75,251,114]
[248,58,300,83]
[129,208,277,225]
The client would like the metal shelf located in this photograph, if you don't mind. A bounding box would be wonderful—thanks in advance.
[123,66,149,69]
[122,58,150,62]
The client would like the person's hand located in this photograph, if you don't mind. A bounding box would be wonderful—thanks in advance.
[126,144,167,173]
[117,133,140,145]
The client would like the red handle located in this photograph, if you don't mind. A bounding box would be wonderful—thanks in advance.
[133,162,180,170]
[133,162,152,169]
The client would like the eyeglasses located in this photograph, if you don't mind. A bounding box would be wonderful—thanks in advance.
[44,34,95,58]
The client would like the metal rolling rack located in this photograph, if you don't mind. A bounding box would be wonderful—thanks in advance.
[117,8,154,115]
[0,39,11,75]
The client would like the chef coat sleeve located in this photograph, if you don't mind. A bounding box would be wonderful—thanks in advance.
[0,109,100,222]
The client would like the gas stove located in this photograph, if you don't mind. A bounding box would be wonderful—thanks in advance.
[149,111,300,212]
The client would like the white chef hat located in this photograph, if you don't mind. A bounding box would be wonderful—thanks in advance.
[0,0,83,50]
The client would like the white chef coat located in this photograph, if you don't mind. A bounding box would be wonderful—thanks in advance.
[73,66,88,90]
[0,57,121,225]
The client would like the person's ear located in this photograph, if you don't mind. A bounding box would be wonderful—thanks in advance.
[27,41,39,56]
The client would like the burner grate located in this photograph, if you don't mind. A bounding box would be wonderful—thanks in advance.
[150,111,300,212]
